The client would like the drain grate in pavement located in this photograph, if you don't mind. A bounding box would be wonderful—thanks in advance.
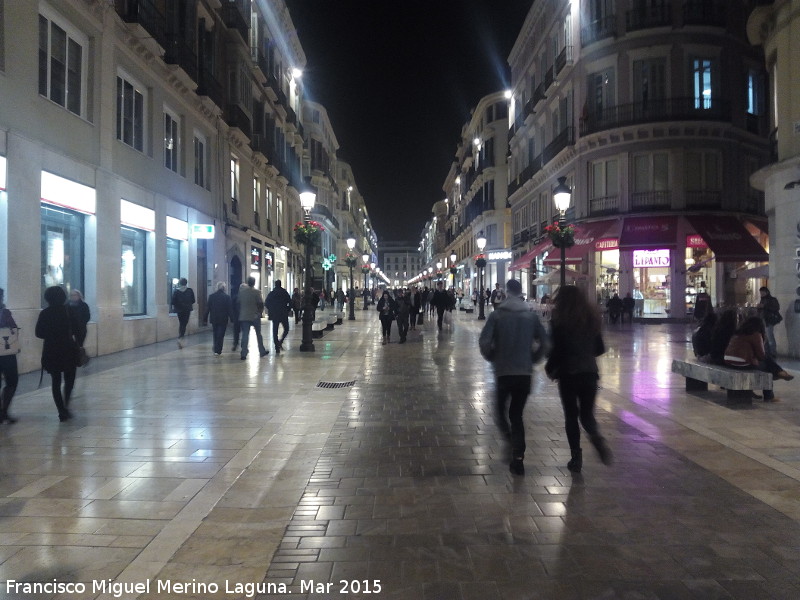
[316,380,356,389]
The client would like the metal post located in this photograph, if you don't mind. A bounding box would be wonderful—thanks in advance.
[348,265,355,321]
[363,271,368,309]
[478,265,485,320]
[300,222,315,352]
[559,213,567,289]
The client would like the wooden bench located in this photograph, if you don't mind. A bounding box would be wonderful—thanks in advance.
[671,359,772,401]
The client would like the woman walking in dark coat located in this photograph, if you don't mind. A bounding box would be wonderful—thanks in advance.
[376,290,397,344]
[545,286,612,473]
[0,287,20,424]
[36,286,79,421]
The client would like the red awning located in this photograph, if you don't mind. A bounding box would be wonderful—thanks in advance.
[543,220,618,266]
[618,216,678,250]
[685,215,769,262]
[509,236,555,271]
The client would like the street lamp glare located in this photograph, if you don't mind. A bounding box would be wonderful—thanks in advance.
[346,237,356,250]
[504,89,512,99]
[362,253,370,263]
[436,261,442,270]
[450,253,457,263]
[553,176,572,213]
[476,231,487,251]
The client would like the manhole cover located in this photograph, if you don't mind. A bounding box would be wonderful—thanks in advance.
[316,380,356,389]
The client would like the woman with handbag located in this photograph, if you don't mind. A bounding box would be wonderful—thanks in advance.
[545,286,612,474]
[68,289,91,348]
[0,287,20,424]
[36,286,80,422]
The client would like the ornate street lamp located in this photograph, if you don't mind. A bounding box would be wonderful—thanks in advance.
[362,253,370,309]
[449,252,457,288]
[552,176,573,290]
[298,181,317,352]
[476,231,487,320]
[345,237,357,321]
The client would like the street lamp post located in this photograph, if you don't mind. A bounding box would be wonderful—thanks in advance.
[346,237,357,321]
[476,231,487,320]
[449,252,457,288]
[553,176,573,290]
[362,253,370,309]
[299,182,316,352]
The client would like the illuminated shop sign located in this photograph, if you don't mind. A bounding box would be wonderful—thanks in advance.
[595,238,619,251]
[192,224,215,239]
[487,250,513,261]
[633,249,670,268]
[250,246,262,270]
[686,234,707,248]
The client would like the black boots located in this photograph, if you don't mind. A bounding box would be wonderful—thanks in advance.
[567,449,582,473]
[509,458,524,476]
[591,435,613,466]
[0,387,17,424]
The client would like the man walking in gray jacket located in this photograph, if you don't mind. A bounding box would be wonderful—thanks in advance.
[237,277,268,360]
[479,279,549,476]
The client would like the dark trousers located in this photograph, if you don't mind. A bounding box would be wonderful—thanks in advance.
[240,320,267,357]
[495,375,531,459]
[380,317,393,338]
[397,316,409,340]
[436,307,446,330]
[271,318,289,347]
[0,355,19,414]
[621,309,634,324]
[409,310,419,329]
[212,323,227,354]
[232,320,241,348]
[177,311,191,338]
[50,367,76,416]
[558,373,600,451]
[294,308,302,324]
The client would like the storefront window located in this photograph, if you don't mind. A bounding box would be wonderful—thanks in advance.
[41,205,84,304]
[633,249,671,315]
[121,227,146,316]
[166,237,181,310]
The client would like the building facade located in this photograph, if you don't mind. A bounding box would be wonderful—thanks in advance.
[0,0,377,372]
[507,0,771,318]
[416,91,512,296]
[748,0,800,357]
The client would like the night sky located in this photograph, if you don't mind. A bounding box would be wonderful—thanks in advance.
[285,0,533,242]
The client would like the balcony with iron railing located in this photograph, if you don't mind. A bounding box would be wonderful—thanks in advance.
[544,66,554,90]
[580,14,616,47]
[630,190,671,210]
[626,1,671,32]
[115,0,166,49]
[226,104,252,140]
[589,195,620,216]
[685,190,722,209]
[163,35,198,83]
[579,97,732,135]
[197,63,224,109]
[682,0,726,27]
[541,127,575,164]
[221,0,250,42]
[310,204,339,231]
[509,110,525,137]
[555,45,574,76]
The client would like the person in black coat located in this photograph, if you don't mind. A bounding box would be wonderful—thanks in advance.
[409,286,421,329]
[376,290,397,344]
[204,282,233,356]
[709,309,738,366]
[606,293,623,324]
[67,289,91,347]
[171,277,195,349]
[36,286,80,421]
[430,282,450,331]
[0,287,20,424]
[265,280,292,353]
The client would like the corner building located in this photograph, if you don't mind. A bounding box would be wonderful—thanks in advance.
[508,0,771,318]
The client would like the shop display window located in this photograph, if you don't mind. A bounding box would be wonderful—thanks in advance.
[121,227,146,316]
[41,205,83,305]
[166,237,181,310]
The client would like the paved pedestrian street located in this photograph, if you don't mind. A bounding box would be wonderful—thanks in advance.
[1,310,800,600]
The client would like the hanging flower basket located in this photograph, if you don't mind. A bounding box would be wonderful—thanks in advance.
[343,251,358,268]
[449,267,457,275]
[361,264,371,274]
[475,254,487,268]
[294,220,324,246]
[545,222,575,248]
